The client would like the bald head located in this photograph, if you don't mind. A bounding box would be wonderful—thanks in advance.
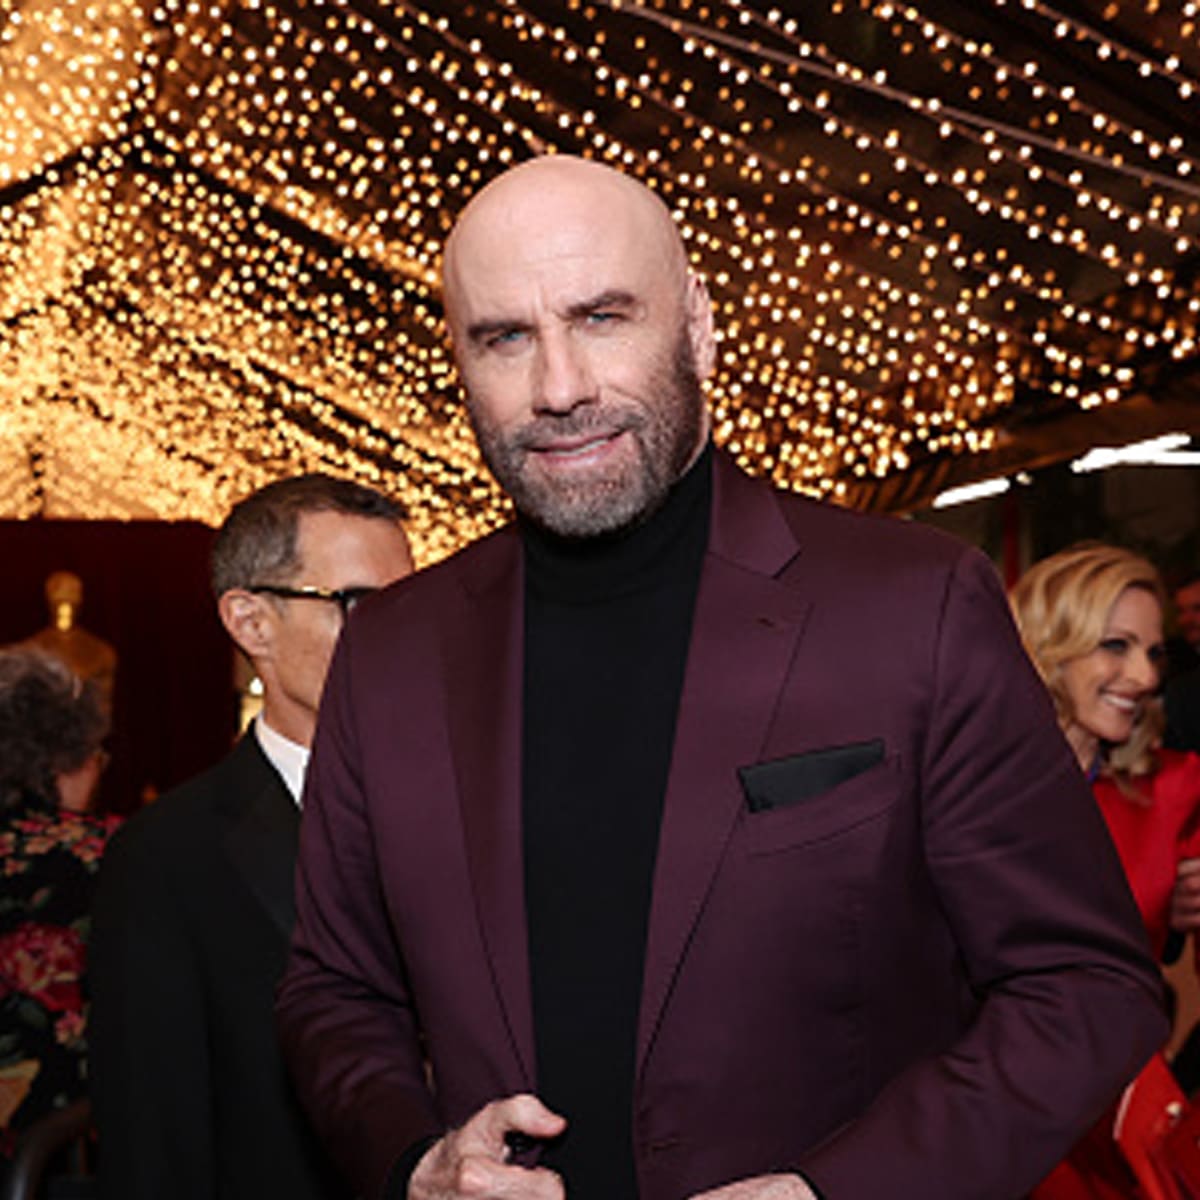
[440,155,715,539]
[442,156,691,337]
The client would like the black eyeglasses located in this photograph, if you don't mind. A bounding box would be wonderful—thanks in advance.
[247,584,378,616]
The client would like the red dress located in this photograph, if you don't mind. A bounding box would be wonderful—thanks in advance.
[1094,751,1200,960]
[1034,749,1200,1199]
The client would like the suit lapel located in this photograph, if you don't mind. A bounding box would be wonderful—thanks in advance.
[637,454,810,1075]
[220,735,301,941]
[444,530,537,1086]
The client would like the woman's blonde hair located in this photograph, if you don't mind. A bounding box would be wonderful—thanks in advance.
[1010,542,1165,780]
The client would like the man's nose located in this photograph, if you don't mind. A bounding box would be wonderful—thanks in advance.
[533,331,594,413]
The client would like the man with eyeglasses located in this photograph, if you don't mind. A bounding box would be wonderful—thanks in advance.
[89,474,413,1200]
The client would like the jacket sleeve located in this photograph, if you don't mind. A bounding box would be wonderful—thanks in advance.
[797,547,1169,1200]
[89,820,216,1200]
[275,630,442,1200]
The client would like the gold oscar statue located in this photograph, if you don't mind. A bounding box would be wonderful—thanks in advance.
[25,571,118,719]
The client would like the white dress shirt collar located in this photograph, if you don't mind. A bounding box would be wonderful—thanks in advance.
[253,715,310,807]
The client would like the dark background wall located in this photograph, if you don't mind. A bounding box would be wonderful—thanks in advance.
[915,463,1200,601]
[1,520,236,815]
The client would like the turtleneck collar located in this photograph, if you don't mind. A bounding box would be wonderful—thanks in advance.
[520,441,713,605]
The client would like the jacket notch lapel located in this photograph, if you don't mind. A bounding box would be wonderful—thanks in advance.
[220,739,301,941]
[445,534,538,1086]
[637,455,810,1077]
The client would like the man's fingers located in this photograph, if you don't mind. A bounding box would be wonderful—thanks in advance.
[410,1094,567,1200]
[482,1093,567,1146]
[447,1094,567,1167]
[689,1174,817,1200]
[411,1120,565,1200]
[453,1158,564,1200]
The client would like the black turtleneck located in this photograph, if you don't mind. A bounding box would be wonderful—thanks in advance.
[521,443,712,1200]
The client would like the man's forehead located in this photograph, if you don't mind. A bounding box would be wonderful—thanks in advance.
[456,202,639,268]
[294,509,388,551]
[455,243,645,309]
[445,214,680,333]
[444,161,683,300]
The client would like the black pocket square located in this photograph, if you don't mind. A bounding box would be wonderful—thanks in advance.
[738,739,885,813]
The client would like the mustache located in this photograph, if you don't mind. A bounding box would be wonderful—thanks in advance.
[512,406,647,452]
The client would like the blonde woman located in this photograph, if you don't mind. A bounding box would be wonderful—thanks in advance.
[1012,544,1200,1199]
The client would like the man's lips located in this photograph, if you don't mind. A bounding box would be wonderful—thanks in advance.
[527,430,626,458]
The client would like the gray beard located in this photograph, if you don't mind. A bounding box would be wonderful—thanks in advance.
[468,330,704,539]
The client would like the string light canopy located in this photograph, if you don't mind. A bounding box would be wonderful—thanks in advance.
[1,0,1197,563]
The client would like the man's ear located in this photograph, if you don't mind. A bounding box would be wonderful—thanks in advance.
[685,272,717,382]
[217,590,273,661]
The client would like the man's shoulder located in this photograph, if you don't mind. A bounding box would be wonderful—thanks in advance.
[105,738,265,862]
[363,522,519,618]
[749,467,976,577]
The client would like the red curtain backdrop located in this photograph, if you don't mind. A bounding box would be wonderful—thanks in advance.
[1,519,236,815]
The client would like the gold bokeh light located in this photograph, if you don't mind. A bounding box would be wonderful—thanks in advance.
[1,0,1197,563]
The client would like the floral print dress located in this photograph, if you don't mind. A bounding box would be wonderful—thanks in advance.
[0,792,121,1160]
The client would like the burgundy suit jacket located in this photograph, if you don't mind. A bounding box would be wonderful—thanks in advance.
[278,452,1166,1200]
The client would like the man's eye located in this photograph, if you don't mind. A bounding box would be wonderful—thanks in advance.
[487,329,527,348]
[586,310,621,325]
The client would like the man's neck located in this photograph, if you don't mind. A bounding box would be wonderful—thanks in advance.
[519,440,713,603]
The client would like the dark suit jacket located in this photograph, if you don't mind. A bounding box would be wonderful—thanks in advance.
[90,734,348,1200]
[278,452,1166,1200]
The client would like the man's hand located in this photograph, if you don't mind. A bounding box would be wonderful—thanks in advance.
[1171,858,1200,933]
[690,1174,817,1200]
[409,1093,567,1200]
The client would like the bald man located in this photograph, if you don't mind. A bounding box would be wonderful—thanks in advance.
[277,157,1165,1200]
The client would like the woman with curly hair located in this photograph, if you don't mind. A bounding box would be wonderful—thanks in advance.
[0,648,121,1167]
[1012,544,1200,1199]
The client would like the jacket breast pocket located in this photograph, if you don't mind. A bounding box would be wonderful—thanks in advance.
[739,752,901,856]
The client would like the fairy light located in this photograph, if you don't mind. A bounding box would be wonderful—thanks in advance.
[1,0,1197,557]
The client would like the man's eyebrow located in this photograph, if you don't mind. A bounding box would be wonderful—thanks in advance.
[463,290,639,344]
[564,289,638,320]
[464,317,530,344]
